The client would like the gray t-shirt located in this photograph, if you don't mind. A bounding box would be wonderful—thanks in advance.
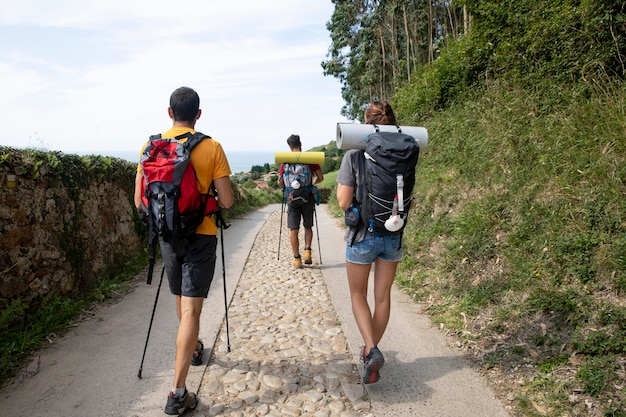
[336,149,360,187]
[337,149,368,244]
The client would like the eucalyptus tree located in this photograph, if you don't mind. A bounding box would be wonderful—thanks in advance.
[322,0,465,120]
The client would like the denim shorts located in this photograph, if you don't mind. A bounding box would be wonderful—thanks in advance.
[159,235,217,298]
[345,232,403,264]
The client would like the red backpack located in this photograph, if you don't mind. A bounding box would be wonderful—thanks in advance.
[140,131,218,283]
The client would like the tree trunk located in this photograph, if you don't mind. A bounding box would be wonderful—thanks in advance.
[379,26,386,100]
[447,3,457,39]
[464,5,471,33]
[403,3,411,82]
[391,4,398,82]
[428,1,434,62]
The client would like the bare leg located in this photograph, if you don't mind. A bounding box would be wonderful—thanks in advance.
[290,229,300,257]
[346,261,376,354]
[371,259,398,346]
[173,296,204,388]
[304,227,313,249]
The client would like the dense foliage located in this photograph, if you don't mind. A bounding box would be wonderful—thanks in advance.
[401,81,626,416]
[325,0,626,121]
[324,1,626,415]
[461,0,625,83]
[323,0,465,120]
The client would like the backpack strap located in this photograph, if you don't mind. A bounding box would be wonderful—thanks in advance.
[363,156,375,233]
[372,124,403,133]
[143,134,163,284]
[182,132,219,218]
[175,131,211,152]
[146,219,157,284]
[351,151,373,235]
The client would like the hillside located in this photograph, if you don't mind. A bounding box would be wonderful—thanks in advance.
[395,77,626,417]
[322,1,626,415]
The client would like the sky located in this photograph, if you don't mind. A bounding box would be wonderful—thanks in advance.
[0,0,351,156]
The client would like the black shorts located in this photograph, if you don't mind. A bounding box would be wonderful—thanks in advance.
[159,235,217,298]
[287,200,315,230]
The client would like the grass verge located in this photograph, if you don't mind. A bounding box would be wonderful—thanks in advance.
[395,78,626,416]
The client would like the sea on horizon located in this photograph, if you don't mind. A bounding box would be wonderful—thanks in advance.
[93,150,276,174]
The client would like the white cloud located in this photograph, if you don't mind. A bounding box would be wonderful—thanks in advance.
[0,0,349,155]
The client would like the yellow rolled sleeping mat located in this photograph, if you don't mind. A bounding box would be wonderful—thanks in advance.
[274,152,325,164]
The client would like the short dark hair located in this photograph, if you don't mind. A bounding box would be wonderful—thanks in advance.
[287,134,301,149]
[169,87,200,122]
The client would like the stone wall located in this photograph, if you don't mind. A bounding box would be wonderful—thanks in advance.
[0,147,145,308]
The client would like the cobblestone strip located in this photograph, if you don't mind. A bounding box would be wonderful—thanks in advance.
[195,209,372,417]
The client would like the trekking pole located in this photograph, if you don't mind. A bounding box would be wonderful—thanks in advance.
[137,265,165,379]
[278,187,285,260]
[217,212,232,353]
[314,207,322,264]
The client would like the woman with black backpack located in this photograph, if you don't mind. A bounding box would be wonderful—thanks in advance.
[336,101,406,385]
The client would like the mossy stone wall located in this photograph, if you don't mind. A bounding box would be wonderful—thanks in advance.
[0,147,144,307]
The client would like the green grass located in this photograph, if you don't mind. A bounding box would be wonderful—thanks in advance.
[390,78,626,414]
[0,254,148,386]
[316,170,337,188]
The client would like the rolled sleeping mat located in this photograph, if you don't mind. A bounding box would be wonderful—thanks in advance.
[336,123,428,151]
[275,151,325,164]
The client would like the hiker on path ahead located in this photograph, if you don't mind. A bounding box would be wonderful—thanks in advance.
[133,86,233,415]
[336,101,419,385]
[277,134,324,268]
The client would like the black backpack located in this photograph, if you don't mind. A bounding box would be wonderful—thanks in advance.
[358,127,419,235]
[139,132,218,283]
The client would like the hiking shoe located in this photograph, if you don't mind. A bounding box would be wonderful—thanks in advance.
[363,347,385,384]
[293,256,302,269]
[191,339,203,366]
[164,389,197,415]
[303,249,312,264]
[359,346,367,363]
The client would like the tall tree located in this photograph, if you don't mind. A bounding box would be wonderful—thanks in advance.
[323,0,465,120]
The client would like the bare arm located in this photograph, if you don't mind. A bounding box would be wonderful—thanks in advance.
[277,164,284,188]
[214,176,234,209]
[133,172,143,210]
[312,168,324,185]
[336,183,354,212]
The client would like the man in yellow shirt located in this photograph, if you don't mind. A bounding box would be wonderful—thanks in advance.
[134,86,233,415]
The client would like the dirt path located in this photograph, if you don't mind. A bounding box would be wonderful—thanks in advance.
[0,204,512,416]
